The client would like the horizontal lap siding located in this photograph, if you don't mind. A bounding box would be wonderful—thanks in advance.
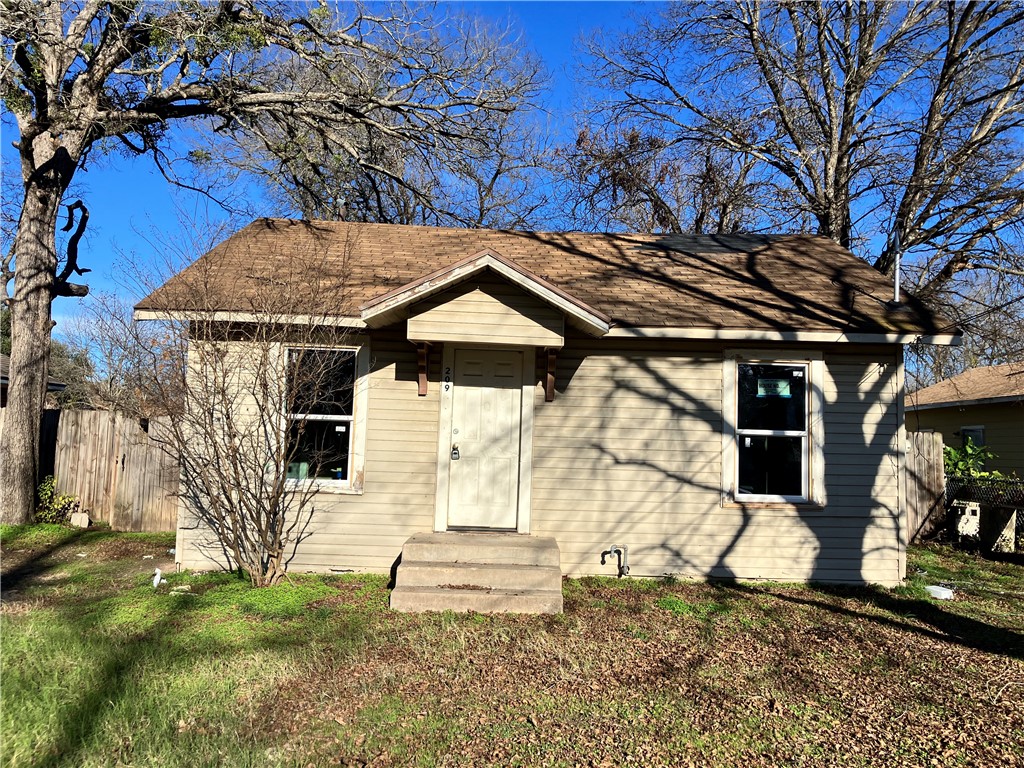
[821,352,903,585]
[179,332,905,586]
[180,329,438,574]
[287,330,438,572]
[531,343,725,579]
[906,402,1024,477]
[531,343,904,585]
[407,277,564,346]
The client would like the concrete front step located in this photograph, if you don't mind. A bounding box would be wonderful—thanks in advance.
[390,532,564,614]
[390,585,563,614]
[396,561,561,591]
[400,532,560,567]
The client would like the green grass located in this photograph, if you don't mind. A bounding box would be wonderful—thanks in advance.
[0,523,175,550]
[2,530,1022,767]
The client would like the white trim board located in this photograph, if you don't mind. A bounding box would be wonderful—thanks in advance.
[607,327,961,346]
[135,309,956,348]
[133,309,367,328]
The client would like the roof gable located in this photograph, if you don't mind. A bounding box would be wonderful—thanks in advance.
[407,277,567,347]
[361,249,610,337]
[906,363,1024,411]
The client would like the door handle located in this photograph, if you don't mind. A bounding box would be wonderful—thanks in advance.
[451,444,460,461]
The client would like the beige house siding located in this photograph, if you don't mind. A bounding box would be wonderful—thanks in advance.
[179,329,905,586]
[178,327,440,574]
[286,329,440,572]
[530,341,904,585]
[906,402,1024,476]
[407,277,565,347]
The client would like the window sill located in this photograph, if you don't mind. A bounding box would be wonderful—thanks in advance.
[285,480,364,496]
[721,500,826,513]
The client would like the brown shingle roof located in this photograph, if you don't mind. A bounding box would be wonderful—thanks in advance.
[0,353,66,391]
[906,363,1024,409]
[136,219,952,336]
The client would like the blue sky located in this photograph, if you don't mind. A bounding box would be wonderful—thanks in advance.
[2,1,645,335]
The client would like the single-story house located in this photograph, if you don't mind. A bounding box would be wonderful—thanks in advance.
[0,352,67,408]
[136,219,958,608]
[906,363,1024,476]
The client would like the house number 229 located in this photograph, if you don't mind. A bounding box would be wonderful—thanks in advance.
[444,367,452,391]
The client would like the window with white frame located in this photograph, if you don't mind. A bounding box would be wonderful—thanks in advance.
[724,352,824,504]
[960,425,985,449]
[285,348,357,484]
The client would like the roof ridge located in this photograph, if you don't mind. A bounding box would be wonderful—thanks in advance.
[245,218,827,242]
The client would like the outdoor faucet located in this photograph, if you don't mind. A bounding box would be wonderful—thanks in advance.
[601,544,630,578]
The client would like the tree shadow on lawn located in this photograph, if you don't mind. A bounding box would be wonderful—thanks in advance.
[0,542,364,768]
[715,580,1024,661]
[16,589,347,768]
[0,528,91,594]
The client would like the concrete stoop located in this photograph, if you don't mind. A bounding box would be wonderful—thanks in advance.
[390,532,563,614]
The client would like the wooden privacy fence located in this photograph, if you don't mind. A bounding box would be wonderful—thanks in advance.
[51,410,178,532]
[906,430,945,543]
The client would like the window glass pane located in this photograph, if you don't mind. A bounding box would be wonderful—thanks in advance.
[288,349,355,416]
[737,364,806,431]
[961,426,985,448]
[286,420,351,481]
[738,435,803,496]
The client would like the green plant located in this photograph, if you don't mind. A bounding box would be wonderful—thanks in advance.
[35,475,80,525]
[943,438,1005,479]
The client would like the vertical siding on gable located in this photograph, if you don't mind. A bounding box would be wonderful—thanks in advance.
[531,342,904,586]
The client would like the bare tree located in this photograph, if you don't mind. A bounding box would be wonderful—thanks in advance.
[560,127,771,234]
[201,7,551,228]
[61,292,170,415]
[235,105,554,228]
[132,225,363,587]
[578,1,1024,292]
[0,0,545,523]
[906,271,1024,389]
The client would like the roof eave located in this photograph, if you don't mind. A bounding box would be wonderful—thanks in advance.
[133,309,367,328]
[605,327,962,345]
[905,394,1024,412]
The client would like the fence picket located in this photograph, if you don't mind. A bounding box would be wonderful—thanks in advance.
[45,410,178,532]
[906,430,945,543]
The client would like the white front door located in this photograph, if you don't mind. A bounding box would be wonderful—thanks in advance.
[447,348,523,529]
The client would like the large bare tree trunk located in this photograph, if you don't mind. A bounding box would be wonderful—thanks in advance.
[0,159,67,524]
[1,0,544,530]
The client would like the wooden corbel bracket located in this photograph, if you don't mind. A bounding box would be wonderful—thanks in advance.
[545,348,557,402]
[417,342,431,396]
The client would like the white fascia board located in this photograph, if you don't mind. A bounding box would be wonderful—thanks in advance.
[606,327,961,346]
[905,394,1023,412]
[133,309,367,328]
[361,253,610,336]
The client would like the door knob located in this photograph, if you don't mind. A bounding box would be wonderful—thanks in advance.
[451,444,460,460]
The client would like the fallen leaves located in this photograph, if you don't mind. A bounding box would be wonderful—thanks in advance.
[250,571,1024,767]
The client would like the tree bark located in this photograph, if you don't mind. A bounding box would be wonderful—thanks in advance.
[0,143,72,524]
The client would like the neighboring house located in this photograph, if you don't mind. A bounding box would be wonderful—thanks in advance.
[0,353,67,408]
[136,219,958,597]
[906,363,1024,477]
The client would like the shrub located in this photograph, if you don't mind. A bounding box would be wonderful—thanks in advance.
[943,438,1005,479]
[35,475,80,525]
